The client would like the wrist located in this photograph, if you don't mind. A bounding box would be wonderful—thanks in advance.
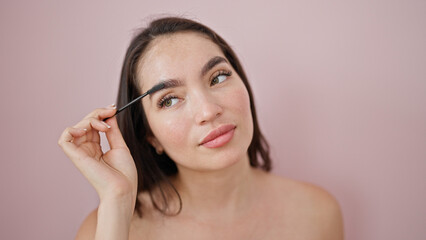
[99,185,137,204]
[95,197,136,240]
[99,192,136,214]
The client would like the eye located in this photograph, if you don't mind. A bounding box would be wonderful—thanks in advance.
[158,95,179,108]
[210,70,232,86]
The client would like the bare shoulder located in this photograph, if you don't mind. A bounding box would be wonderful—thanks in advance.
[75,208,98,240]
[257,171,344,239]
[271,174,340,210]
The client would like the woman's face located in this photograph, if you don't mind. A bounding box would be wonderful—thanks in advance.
[138,32,253,172]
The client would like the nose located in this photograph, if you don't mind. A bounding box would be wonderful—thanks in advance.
[192,91,223,125]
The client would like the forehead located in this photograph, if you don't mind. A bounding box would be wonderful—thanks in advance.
[137,32,225,90]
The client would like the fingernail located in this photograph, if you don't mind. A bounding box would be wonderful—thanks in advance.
[83,128,87,132]
[102,121,111,129]
[107,103,116,109]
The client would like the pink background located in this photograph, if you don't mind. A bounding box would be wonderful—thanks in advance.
[1,0,425,239]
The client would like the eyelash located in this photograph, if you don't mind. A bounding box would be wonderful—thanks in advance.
[157,94,179,108]
[211,70,232,86]
[157,70,233,108]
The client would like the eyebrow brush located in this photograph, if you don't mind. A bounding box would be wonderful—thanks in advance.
[104,82,166,120]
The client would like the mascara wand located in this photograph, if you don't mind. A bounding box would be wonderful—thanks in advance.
[104,82,166,121]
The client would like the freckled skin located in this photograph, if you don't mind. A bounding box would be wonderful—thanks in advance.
[139,32,253,171]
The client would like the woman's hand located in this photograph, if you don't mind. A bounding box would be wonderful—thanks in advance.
[59,105,138,239]
[58,105,138,203]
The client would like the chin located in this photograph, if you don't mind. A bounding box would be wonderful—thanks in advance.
[192,146,250,172]
[201,136,252,171]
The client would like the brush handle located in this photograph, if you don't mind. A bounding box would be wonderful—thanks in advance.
[103,92,147,121]
[116,92,149,115]
[103,82,165,121]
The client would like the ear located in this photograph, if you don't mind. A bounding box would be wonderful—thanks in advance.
[147,136,164,154]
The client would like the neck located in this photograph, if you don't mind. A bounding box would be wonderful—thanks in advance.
[171,154,257,220]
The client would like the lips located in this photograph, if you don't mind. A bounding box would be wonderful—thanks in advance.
[200,124,236,148]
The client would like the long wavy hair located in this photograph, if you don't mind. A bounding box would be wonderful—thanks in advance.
[116,17,271,217]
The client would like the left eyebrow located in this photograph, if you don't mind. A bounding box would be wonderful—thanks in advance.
[201,56,228,77]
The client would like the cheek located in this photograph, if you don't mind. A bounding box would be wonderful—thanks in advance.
[150,116,189,148]
[228,86,253,122]
[224,85,254,143]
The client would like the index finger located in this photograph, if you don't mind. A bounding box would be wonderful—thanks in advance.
[58,127,86,159]
[83,105,117,121]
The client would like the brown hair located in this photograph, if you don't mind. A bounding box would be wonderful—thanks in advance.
[116,17,271,217]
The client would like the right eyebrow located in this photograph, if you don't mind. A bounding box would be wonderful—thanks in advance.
[148,78,184,99]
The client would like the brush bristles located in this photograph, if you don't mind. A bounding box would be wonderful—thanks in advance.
[147,83,166,95]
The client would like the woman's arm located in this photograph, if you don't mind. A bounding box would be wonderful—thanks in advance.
[95,196,135,240]
[75,196,135,240]
[318,191,344,240]
[305,183,344,240]
[59,106,138,240]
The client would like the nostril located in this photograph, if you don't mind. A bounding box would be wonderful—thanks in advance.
[195,102,223,124]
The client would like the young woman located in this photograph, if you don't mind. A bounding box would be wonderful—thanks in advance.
[58,17,344,240]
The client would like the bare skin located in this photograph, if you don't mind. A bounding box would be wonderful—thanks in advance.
[129,171,343,240]
[77,169,343,240]
[61,32,344,240]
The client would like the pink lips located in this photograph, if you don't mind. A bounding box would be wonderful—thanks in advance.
[200,124,236,148]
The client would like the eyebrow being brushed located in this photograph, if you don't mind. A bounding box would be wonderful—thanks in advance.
[148,79,183,99]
